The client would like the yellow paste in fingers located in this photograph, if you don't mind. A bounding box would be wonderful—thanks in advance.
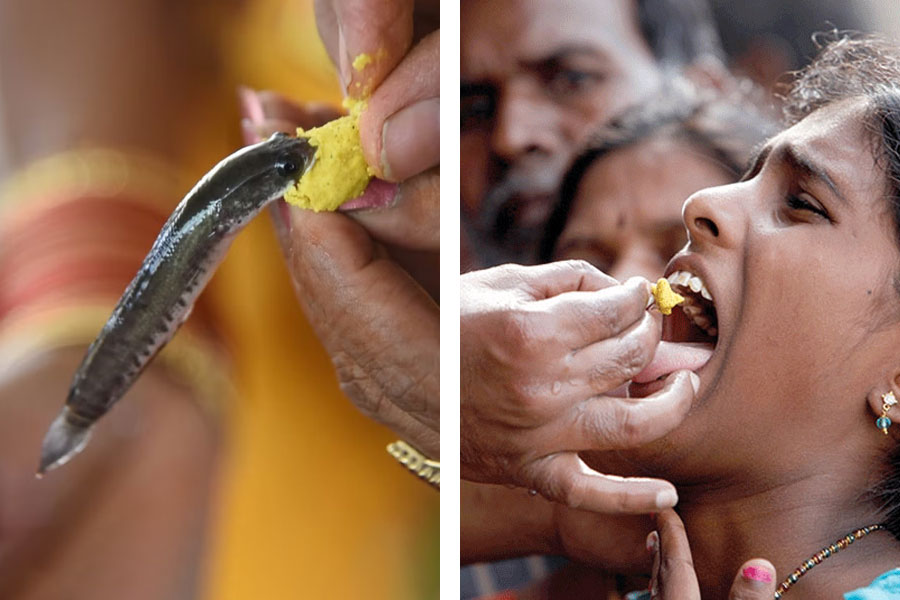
[651,278,685,315]
[352,53,373,71]
[283,86,375,212]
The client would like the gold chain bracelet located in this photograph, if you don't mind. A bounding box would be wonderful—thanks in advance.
[386,441,440,490]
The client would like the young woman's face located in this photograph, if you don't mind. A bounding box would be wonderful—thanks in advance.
[553,137,734,282]
[618,99,900,483]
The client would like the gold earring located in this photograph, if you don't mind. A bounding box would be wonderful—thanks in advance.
[877,391,897,435]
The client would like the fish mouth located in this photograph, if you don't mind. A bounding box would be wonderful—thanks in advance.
[631,269,719,393]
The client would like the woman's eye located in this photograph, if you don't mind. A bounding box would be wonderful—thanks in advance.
[785,194,830,220]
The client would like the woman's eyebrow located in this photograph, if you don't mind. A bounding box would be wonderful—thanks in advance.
[741,143,772,181]
[779,143,848,206]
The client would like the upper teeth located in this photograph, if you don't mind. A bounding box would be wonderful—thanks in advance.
[667,270,713,303]
[665,270,717,336]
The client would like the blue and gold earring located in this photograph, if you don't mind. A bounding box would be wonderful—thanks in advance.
[877,391,897,435]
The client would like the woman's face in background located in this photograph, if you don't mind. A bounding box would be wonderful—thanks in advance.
[553,137,734,282]
[599,99,900,486]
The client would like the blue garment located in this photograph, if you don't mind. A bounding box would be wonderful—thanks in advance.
[621,569,900,600]
[461,556,570,599]
[844,569,900,600]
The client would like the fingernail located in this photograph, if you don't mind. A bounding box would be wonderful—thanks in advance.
[646,531,659,553]
[237,86,265,124]
[742,566,773,583]
[628,276,653,295]
[655,488,678,508]
[381,97,439,181]
[338,178,399,211]
[338,25,352,94]
[689,372,701,394]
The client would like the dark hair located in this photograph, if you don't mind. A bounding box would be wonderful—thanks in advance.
[781,33,900,540]
[709,0,871,72]
[539,80,775,261]
[635,0,725,67]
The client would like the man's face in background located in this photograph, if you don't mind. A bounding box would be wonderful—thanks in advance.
[461,0,664,265]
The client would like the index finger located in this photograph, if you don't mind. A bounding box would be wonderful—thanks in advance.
[533,276,652,347]
[519,260,621,299]
[357,29,439,181]
[656,509,701,599]
[314,0,414,97]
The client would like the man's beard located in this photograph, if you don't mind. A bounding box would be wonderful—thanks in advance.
[464,169,560,268]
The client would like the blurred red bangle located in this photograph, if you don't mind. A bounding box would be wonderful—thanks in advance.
[0,147,231,410]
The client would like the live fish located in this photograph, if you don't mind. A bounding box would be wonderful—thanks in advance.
[38,133,316,474]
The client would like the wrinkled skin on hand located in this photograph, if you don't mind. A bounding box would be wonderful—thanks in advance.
[235,0,440,457]
[461,260,697,514]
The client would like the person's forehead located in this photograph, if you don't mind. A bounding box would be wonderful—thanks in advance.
[462,0,648,71]
[776,99,883,201]
[573,139,732,225]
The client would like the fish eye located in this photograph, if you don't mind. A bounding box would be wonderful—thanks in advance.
[275,159,299,177]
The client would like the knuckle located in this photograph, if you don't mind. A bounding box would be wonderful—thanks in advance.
[586,337,650,390]
[333,350,384,420]
[560,258,595,276]
[557,473,587,509]
[617,406,649,448]
[659,555,696,576]
[615,333,653,377]
[590,298,620,335]
[587,361,619,391]
[333,348,435,427]
[592,402,648,449]
[504,308,552,351]
[527,460,586,509]
[578,404,615,442]
[611,488,643,513]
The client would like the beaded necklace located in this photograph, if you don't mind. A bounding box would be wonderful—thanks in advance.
[773,524,884,598]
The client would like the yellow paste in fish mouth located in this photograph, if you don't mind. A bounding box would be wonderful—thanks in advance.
[651,278,685,315]
[283,91,375,212]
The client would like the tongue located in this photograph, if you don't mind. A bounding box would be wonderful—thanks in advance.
[633,341,714,383]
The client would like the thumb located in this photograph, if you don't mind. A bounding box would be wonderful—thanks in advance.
[357,29,439,181]
[729,560,776,600]
[314,0,413,96]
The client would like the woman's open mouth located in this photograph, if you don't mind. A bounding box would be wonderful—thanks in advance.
[631,269,719,391]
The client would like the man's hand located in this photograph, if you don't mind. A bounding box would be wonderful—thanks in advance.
[461,261,697,513]
[461,482,652,572]
[233,0,441,457]
[648,509,776,599]
[313,0,438,246]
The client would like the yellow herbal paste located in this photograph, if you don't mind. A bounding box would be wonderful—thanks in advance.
[651,278,685,316]
[283,96,374,212]
[352,53,373,71]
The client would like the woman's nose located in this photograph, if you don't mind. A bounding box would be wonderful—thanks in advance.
[682,185,745,250]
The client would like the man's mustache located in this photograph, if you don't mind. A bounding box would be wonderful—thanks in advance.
[464,169,557,267]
